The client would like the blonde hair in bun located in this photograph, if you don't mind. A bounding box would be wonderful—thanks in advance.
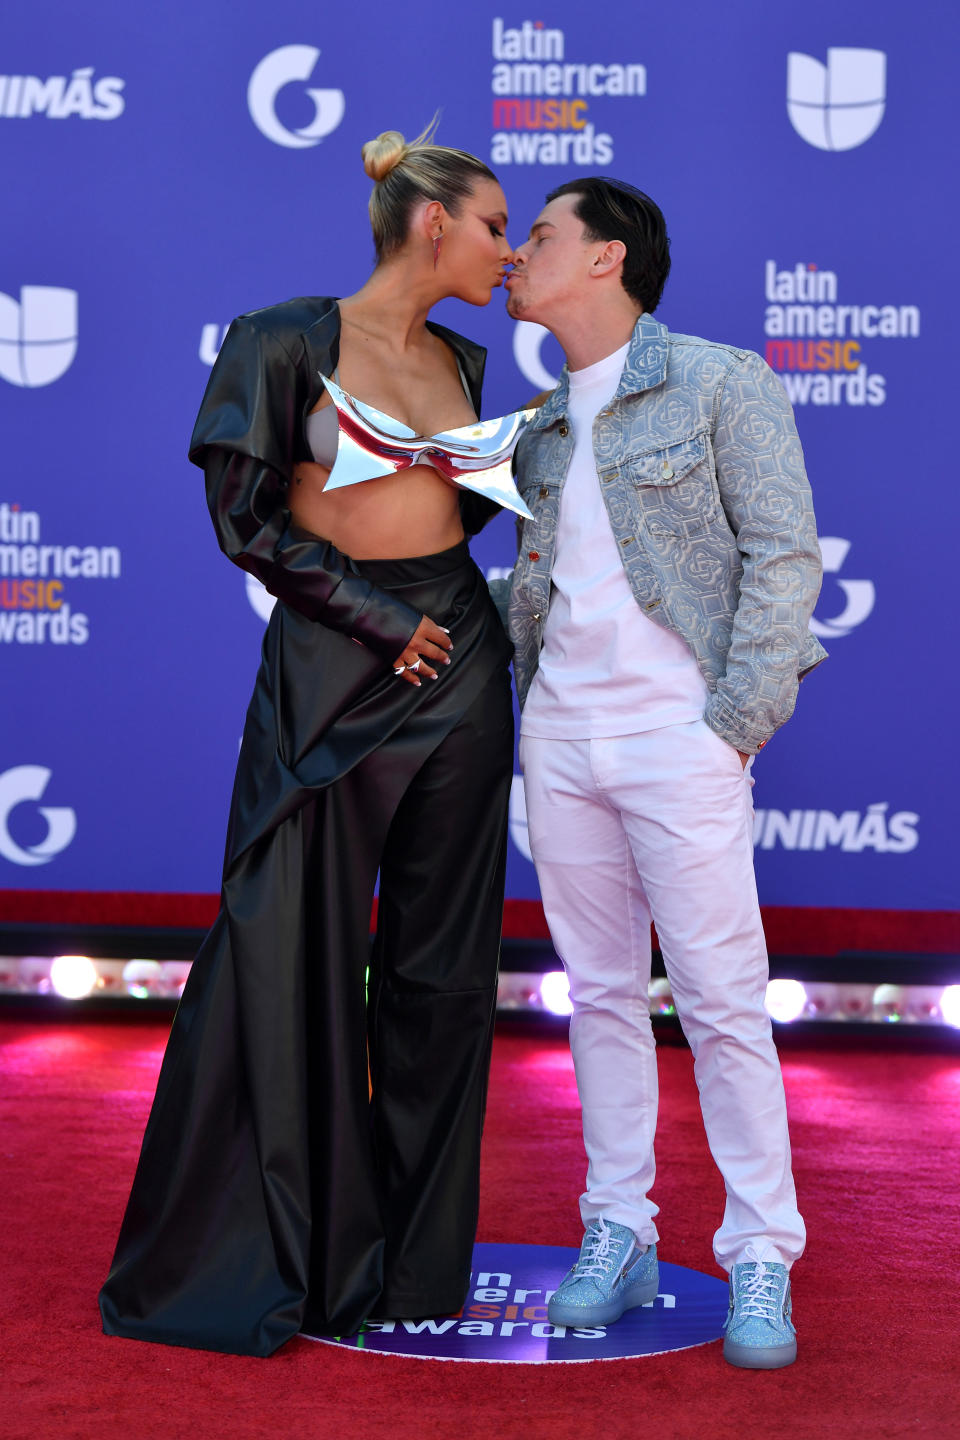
[362,118,496,262]
[361,130,407,183]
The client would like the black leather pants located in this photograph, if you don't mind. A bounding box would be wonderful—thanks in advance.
[99,542,514,1355]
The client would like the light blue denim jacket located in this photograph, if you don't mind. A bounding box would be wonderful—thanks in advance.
[505,314,827,754]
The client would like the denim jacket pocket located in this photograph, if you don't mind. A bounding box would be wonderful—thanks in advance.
[625,432,722,536]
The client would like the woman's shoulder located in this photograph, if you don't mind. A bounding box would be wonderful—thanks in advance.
[233,295,338,349]
[425,318,485,368]
[425,319,486,411]
[192,298,338,454]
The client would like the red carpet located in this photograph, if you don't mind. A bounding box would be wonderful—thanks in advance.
[1,1013,958,1439]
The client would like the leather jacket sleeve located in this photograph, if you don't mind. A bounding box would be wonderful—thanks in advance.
[704,350,824,752]
[188,316,422,662]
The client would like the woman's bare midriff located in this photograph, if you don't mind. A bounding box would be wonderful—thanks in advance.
[291,307,483,560]
[289,456,465,561]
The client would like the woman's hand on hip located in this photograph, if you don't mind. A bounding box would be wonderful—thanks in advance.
[392,615,453,686]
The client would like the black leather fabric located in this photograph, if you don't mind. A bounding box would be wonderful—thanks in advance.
[187,297,498,661]
[98,301,514,1357]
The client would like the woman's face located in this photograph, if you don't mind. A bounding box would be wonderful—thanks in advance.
[441,178,513,306]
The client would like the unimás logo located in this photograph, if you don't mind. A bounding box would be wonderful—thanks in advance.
[0,287,77,387]
[787,48,885,151]
[810,538,875,640]
[0,765,76,866]
[754,804,918,855]
[0,68,124,120]
[247,45,344,149]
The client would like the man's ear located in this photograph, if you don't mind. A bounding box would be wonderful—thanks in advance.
[590,239,627,277]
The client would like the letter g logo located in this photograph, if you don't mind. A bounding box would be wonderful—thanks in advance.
[810,537,875,639]
[513,322,559,392]
[247,45,345,149]
[0,765,77,866]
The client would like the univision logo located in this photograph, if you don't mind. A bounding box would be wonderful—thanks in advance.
[787,48,886,151]
[0,287,78,387]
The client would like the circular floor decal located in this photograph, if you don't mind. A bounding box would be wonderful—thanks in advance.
[307,1242,728,1363]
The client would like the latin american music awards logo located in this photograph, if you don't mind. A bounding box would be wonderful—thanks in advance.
[308,1243,728,1362]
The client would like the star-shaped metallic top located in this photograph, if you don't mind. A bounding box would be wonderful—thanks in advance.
[319,374,534,519]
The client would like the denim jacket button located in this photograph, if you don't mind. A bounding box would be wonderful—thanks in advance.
[558,423,569,437]
[661,462,674,478]
[539,486,549,499]
[528,550,540,561]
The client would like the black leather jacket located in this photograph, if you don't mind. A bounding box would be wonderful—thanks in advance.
[189,295,497,662]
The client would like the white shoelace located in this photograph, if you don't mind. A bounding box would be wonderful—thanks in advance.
[572,1219,634,1280]
[737,1261,783,1320]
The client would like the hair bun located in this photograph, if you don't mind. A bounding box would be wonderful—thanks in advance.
[362,131,407,182]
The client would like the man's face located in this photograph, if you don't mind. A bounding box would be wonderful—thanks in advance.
[505,193,597,327]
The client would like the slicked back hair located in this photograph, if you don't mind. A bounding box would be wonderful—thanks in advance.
[364,122,497,262]
[545,177,671,312]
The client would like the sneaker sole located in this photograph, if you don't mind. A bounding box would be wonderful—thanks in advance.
[723,1336,797,1369]
[547,1272,660,1328]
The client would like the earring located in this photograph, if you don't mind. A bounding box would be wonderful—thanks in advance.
[433,231,443,269]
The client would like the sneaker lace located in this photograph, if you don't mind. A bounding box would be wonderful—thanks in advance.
[572,1219,623,1280]
[737,1261,782,1320]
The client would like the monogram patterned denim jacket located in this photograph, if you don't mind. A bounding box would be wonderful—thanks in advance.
[504,313,827,754]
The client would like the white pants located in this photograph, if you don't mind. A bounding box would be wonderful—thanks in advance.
[519,719,805,1271]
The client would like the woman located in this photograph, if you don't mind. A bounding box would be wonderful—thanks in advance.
[99,127,517,1357]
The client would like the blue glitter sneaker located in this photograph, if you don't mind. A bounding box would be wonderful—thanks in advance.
[547,1218,659,1327]
[723,1249,797,1369]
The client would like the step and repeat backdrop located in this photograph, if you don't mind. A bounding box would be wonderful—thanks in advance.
[1,1,957,943]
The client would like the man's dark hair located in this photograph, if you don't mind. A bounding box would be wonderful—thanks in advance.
[545,177,671,313]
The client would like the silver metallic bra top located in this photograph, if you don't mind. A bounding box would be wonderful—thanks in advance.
[305,366,534,519]
[306,361,473,469]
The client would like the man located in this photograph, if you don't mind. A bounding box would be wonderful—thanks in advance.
[504,179,826,1369]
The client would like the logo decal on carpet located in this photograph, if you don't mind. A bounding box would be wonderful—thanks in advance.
[307,1243,728,1363]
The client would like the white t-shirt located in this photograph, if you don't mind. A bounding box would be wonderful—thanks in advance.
[521,342,708,739]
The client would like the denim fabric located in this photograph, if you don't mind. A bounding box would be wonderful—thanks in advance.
[507,314,827,753]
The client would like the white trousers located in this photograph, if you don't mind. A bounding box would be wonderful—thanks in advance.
[519,719,805,1271]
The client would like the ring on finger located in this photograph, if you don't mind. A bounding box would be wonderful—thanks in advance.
[408,659,421,672]
[393,665,406,676]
